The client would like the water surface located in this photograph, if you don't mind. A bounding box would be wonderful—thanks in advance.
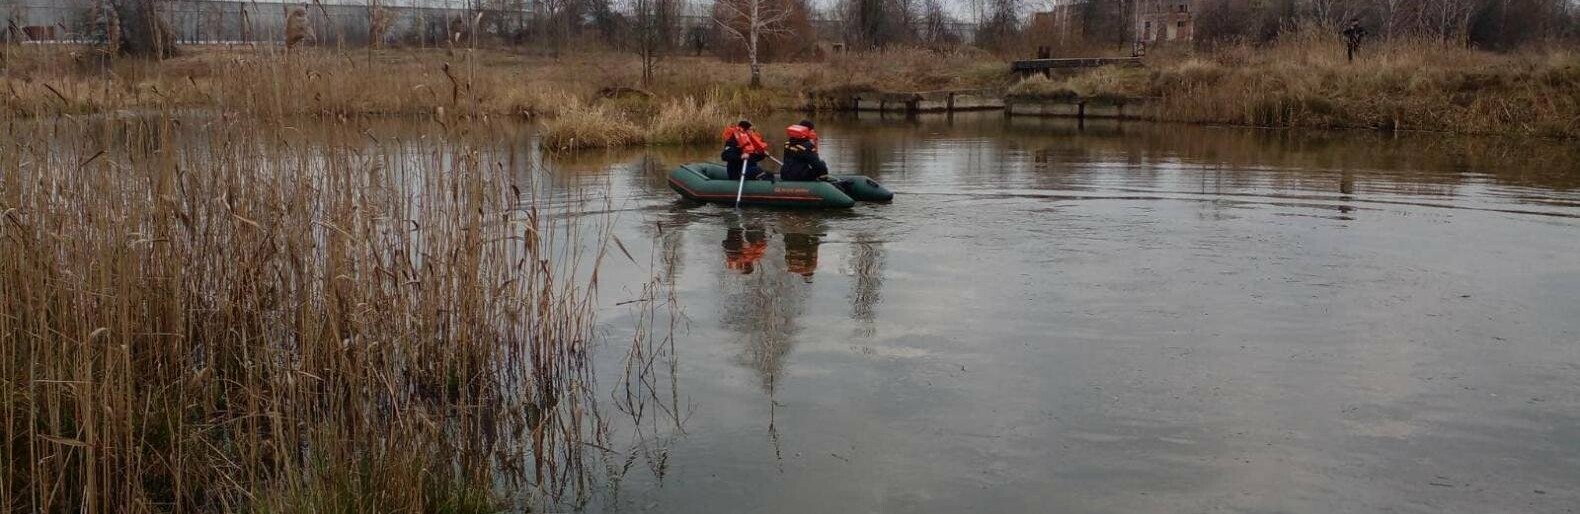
[559,113,1580,513]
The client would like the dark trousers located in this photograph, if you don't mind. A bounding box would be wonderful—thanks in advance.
[780,154,828,181]
[724,159,765,181]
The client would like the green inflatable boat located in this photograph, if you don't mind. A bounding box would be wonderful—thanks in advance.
[667,162,894,208]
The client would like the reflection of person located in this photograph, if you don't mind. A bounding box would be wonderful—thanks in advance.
[1342,19,1367,62]
[780,120,830,182]
[721,120,770,181]
[783,232,820,282]
[722,225,768,274]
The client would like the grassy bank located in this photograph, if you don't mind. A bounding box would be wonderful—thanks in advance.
[0,45,1013,148]
[1011,30,1580,139]
[5,39,1575,141]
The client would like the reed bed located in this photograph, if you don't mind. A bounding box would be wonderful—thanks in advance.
[0,46,811,121]
[0,111,677,512]
[539,96,730,150]
[1009,27,1580,138]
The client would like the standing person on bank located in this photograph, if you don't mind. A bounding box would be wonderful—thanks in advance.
[1342,19,1367,62]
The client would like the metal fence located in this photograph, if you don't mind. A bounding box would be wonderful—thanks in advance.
[2,1,915,48]
[3,1,521,46]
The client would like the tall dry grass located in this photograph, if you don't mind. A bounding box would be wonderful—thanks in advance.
[0,46,598,119]
[0,46,816,121]
[1009,26,1580,138]
[649,96,731,145]
[540,96,730,150]
[539,100,645,150]
[0,110,681,512]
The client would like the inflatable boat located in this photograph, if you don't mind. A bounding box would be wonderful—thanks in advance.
[667,162,894,208]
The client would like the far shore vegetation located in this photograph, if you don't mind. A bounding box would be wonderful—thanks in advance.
[2,0,1577,144]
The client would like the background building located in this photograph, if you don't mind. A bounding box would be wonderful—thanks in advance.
[1137,0,1194,43]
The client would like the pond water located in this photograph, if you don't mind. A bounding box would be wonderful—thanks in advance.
[42,111,1575,512]
[558,113,1580,513]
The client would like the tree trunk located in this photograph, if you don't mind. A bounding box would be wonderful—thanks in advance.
[748,0,761,88]
[115,0,177,59]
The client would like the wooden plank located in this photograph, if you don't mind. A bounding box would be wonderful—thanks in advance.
[1010,57,1144,72]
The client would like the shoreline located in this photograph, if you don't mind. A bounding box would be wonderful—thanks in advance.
[3,43,1574,143]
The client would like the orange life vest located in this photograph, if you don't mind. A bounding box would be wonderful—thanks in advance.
[785,124,819,145]
[723,126,767,156]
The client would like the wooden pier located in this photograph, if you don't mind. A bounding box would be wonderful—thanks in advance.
[1010,57,1144,75]
[1004,96,1159,120]
[813,88,1005,113]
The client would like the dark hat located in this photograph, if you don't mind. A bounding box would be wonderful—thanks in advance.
[799,119,815,129]
[738,120,753,129]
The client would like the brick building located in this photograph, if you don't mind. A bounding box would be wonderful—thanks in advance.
[1029,1,1085,47]
[1136,0,1194,44]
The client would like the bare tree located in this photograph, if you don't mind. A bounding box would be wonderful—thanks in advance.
[975,0,1021,51]
[285,4,314,50]
[626,0,678,84]
[1426,0,1478,42]
[920,0,958,45]
[1306,0,1364,26]
[367,0,393,48]
[715,0,793,88]
[96,0,174,58]
[1373,0,1412,38]
[842,0,918,49]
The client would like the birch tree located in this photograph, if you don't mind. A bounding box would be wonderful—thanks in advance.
[714,0,793,88]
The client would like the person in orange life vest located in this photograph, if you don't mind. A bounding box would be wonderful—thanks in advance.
[721,120,771,181]
[780,119,829,182]
[722,225,769,274]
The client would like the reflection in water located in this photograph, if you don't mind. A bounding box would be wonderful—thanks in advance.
[784,233,819,280]
[846,232,886,338]
[324,112,1578,513]
[597,113,1580,514]
[716,213,821,467]
[780,215,825,282]
[717,217,807,390]
[722,221,770,274]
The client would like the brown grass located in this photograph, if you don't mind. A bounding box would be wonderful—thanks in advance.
[540,96,730,150]
[5,38,1574,139]
[0,46,821,120]
[1009,26,1580,138]
[649,96,732,145]
[0,112,682,512]
[540,99,645,149]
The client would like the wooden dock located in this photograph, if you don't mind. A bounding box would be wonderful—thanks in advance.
[1011,57,1144,75]
[813,88,1005,113]
[1004,96,1159,120]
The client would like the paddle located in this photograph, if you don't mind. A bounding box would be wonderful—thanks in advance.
[734,159,748,208]
[765,155,786,183]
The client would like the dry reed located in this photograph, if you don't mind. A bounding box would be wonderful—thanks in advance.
[1009,26,1580,138]
[539,100,645,150]
[648,97,731,145]
[539,96,729,150]
[0,110,678,512]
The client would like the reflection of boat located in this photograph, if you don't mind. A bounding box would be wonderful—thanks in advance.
[667,162,894,208]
